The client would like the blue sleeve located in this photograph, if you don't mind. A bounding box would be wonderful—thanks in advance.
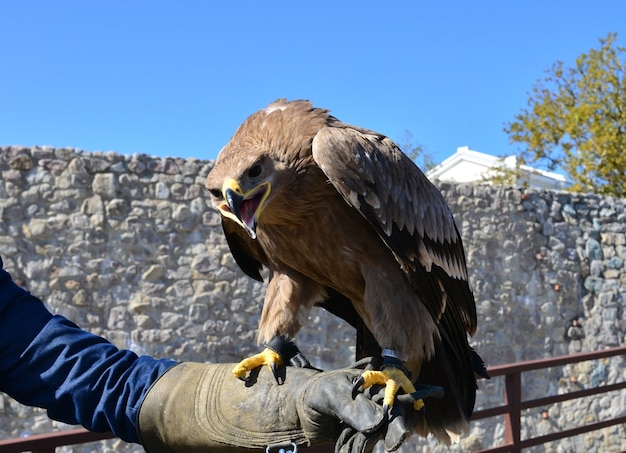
[0,257,177,443]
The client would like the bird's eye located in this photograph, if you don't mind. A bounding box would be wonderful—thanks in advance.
[208,188,222,198]
[247,164,262,179]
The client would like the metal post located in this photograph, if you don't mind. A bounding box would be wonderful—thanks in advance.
[503,372,522,453]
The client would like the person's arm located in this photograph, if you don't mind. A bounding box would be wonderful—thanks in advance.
[0,257,176,442]
[0,256,408,452]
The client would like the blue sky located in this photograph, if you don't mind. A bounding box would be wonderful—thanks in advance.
[2,1,625,165]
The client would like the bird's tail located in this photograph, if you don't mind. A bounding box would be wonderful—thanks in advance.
[413,322,488,444]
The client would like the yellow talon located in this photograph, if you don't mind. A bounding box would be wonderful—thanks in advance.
[357,367,423,411]
[232,347,284,380]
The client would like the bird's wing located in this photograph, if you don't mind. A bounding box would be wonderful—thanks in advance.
[312,125,477,335]
[221,217,265,282]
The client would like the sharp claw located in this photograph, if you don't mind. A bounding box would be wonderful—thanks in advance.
[352,376,365,398]
[269,361,285,385]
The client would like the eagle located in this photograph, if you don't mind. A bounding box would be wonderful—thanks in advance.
[205,99,487,443]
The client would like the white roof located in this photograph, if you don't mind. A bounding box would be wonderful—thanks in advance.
[426,146,569,191]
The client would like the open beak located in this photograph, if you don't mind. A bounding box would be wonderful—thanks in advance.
[219,178,271,239]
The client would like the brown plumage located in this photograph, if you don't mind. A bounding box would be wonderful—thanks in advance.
[205,99,486,443]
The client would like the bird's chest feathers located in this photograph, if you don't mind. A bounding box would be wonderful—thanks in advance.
[257,220,331,264]
[254,196,371,296]
[255,174,341,258]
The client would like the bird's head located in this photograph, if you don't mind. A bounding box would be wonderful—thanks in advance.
[206,153,276,239]
[206,99,331,239]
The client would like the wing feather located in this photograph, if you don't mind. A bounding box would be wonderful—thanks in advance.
[312,126,477,334]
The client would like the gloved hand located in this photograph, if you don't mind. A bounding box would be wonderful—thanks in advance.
[138,362,409,452]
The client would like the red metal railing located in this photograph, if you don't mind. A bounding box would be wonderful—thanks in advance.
[2,346,626,452]
[0,429,115,453]
[471,345,626,453]
[0,428,333,452]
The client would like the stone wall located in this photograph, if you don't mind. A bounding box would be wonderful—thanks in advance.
[1,145,625,452]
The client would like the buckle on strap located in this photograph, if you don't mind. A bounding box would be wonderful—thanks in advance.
[266,441,298,453]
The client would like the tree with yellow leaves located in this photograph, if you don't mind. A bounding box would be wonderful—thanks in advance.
[504,33,625,196]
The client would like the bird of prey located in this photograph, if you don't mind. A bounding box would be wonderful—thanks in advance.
[205,99,487,443]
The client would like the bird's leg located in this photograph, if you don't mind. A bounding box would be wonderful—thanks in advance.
[353,349,443,414]
[232,335,316,384]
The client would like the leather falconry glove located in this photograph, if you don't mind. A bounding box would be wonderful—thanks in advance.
[138,362,409,453]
